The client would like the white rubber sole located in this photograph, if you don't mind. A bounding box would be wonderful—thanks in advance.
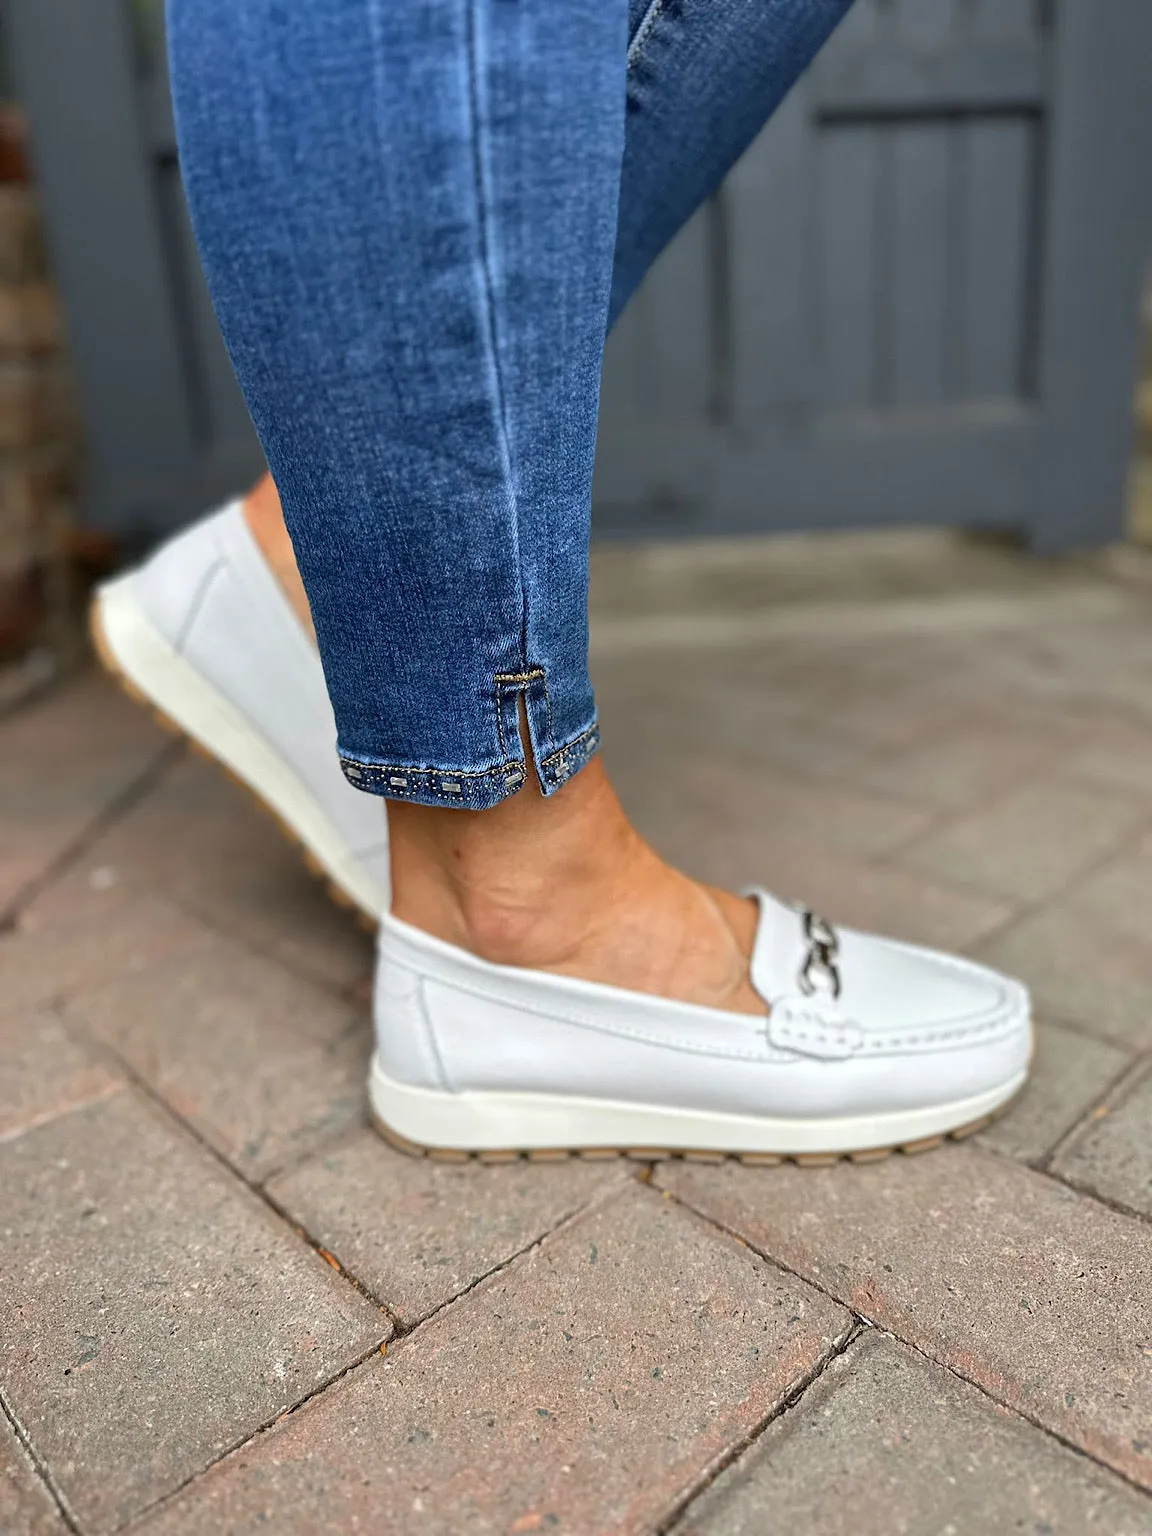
[368,1054,1028,1163]
[92,574,387,921]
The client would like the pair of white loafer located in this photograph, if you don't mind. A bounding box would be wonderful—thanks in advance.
[92,503,1031,1162]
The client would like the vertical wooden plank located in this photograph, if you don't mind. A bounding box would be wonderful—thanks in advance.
[965,0,1035,43]
[889,124,953,406]
[634,205,711,419]
[601,205,711,422]
[6,0,198,529]
[822,0,882,47]
[161,165,256,448]
[817,127,881,408]
[728,90,814,420]
[888,0,956,46]
[1029,0,1152,550]
[599,306,644,422]
[957,118,1032,398]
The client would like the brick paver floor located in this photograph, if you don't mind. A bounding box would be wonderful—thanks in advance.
[3,529,1152,1534]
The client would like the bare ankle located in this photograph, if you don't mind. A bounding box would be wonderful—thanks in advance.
[389,757,643,967]
[388,757,762,1013]
[242,472,317,639]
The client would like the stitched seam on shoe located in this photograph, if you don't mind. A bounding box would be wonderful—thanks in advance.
[406,965,805,1063]
[416,976,455,1093]
[401,960,1022,1060]
[172,556,226,655]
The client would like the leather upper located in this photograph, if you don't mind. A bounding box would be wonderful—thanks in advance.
[130,501,391,873]
[374,894,1031,1120]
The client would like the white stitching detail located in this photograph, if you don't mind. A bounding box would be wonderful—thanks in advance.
[391,960,1023,1064]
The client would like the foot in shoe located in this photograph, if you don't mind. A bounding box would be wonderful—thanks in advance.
[390,757,764,1014]
[378,759,1032,1158]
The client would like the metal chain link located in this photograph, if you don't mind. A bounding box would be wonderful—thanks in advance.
[798,908,842,999]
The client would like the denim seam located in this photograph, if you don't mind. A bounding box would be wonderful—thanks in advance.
[464,0,527,666]
[537,719,600,791]
[540,719,597,772]
[493,667,545,763]
[627,0,670,68]
[340,755,521,788]
[342,756,514,781]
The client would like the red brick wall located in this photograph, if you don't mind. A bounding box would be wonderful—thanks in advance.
[0,105,80,663]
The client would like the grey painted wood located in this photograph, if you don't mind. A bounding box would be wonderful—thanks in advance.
[10,0,1152,554]
[597,0,1152,553]
[1028,0,1152,552]
[595,405,1036,536]
[6,0,197,527]
[889,123,952,407]
[160,166,255,449]
[8,0,263,536]
[958,118,1031,399]
[812,43,1043,117]
[966,0,1035,45]
[602,204,712,422]
[817,127,881,408]
[728,89,814,419]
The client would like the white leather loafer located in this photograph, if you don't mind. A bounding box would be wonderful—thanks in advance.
[369,890,1032,1162]
[91,501,390,919]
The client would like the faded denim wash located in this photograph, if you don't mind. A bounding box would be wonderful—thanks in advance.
[168,0,853,808]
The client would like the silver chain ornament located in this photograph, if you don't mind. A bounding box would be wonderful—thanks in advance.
[798,909,842,999]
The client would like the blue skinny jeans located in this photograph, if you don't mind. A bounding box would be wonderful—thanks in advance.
[168,0,853,808]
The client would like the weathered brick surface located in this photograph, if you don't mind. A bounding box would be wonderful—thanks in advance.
[621,753,934,880]
[0,1092,387,1535]
[65,935,371,1182]
[975,1020,1131,1165]
[1,878,214,1018]
[0,1007,119,1141]
[1066,717,1152,797]
[1051,1062,1152,1219]
[83,751,374,992]
[267,1127,631,1323]
[897,778,1149,903]
[0,670,170,916]
[857,720,1082,810]
[0,1414,67,1536]
[727,843,1012,953]
[674,1333,1152,1536]
[979,853,1152,1048]
[658,1146,1152,1489]
[134,1184,851,1536]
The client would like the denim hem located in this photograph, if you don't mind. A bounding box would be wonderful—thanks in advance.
[338,718,600,809]
[537,721,601,796]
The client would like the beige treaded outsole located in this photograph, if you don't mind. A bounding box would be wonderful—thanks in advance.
[368,1097,1014,1168]
[89,598,377,932]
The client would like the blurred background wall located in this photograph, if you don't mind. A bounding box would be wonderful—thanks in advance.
[1,0,1151,683]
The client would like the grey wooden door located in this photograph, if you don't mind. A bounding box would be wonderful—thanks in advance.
[596,0,1152,551]
[5,0,265,539]
[9,0,1152,549]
